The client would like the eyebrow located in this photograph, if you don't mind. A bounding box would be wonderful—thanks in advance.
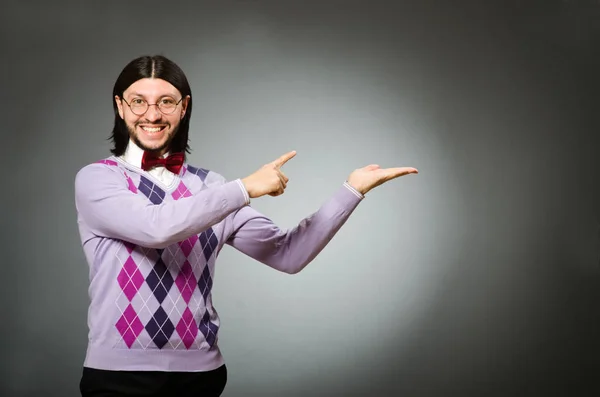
[127,92,177,98]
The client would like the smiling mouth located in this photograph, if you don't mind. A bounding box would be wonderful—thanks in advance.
[139,125,167,134]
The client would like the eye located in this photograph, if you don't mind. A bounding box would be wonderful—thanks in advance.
[160,98,176,105]
[131,98,145,105]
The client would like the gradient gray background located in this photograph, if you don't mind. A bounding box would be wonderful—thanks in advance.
[2,1,599,396]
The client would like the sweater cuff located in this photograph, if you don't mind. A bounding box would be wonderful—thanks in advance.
[235,179,250,205]
[343,181,365,200]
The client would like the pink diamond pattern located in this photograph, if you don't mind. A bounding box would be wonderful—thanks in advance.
[172,180,192,200]
[116,304,144,348]
[175,261,197,304]
[176,307,198,349]
[117,256,144,301]
[179,235,198,258]
[97,159,118,166]
[123,241,136,254]
[124,171,138,193]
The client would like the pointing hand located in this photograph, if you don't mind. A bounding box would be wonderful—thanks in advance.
[242,151,297,198]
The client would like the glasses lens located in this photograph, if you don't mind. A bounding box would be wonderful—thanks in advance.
[129,99,148,115]
[158,99,178,114]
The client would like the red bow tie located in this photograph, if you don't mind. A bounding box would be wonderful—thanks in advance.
[141,151,184,174]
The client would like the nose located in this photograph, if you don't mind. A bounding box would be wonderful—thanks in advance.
[144,104,162,122]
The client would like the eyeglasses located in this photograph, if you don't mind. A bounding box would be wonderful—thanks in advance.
[121,97,183,115]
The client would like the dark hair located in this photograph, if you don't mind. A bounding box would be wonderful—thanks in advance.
[110,55,193,156]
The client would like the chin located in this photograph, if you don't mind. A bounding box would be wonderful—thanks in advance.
[143,140,168,150]
[133,136,171,153]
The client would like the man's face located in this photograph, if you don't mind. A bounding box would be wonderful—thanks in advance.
[115,78,189,155]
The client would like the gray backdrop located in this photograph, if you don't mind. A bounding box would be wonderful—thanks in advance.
[2,1,599,396]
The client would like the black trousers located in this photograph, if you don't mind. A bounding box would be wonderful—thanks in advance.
[79,365,227,397]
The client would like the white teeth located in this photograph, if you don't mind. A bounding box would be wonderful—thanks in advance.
[142,126,163,132]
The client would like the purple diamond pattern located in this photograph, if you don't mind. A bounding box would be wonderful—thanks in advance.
[138,175,165,205]
[145,253,173,304]
[186,165,209,182]
[198,310,219,348]
[198,266,213,302]
[176,307,198,349]
[199,228,218,261]
[145,306,175,349]
[172,181,192,200]
[116,304,144,348]
[117,257,144,301]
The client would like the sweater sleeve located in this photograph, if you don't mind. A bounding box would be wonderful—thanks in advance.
[225,184,363,274]
[74,163,248,249]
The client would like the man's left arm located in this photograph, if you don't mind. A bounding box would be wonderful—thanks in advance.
[226,163,418,273]
[225,183,363,274]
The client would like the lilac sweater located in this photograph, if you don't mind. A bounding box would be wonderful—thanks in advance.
[74,157,362,372]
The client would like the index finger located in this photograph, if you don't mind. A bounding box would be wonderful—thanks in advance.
[272,150,297,168]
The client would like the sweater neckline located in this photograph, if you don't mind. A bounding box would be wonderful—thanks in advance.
[111,155,183,193]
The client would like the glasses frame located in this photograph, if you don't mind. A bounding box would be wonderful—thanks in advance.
[120,96,184,116]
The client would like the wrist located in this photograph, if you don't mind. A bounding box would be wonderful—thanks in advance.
[236,179,251,204]
[240,177,253,198]
[344,181,366,197]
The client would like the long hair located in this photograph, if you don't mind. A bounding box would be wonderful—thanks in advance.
[110,55,193,156]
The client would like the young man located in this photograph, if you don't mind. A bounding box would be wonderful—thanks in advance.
[74,55,417,397]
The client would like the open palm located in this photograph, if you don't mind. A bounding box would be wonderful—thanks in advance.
[347,164,418,195]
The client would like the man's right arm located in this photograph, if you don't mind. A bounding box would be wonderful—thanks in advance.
[74,163,248,249]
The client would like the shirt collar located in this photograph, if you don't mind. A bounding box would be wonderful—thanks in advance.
[121,139,170,169]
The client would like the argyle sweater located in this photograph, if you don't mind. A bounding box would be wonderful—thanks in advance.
[74,156,363,372]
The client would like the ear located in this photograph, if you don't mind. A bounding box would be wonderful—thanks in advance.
[180,95,191,119]
[115,95,124,119]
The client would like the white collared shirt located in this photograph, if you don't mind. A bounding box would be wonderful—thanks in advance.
[120,140,177,187]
